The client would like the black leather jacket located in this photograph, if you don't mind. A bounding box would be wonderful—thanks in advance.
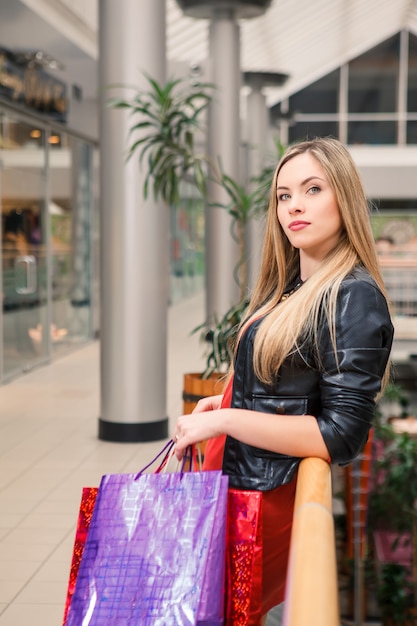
[222,267,394,491]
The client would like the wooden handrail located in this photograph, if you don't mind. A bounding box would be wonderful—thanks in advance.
[282,458,340,626]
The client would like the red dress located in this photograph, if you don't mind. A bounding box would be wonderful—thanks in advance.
[203,377,297,618]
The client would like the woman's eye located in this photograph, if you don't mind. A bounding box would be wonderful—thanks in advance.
[308,186,320,195]
[278,193,290,201]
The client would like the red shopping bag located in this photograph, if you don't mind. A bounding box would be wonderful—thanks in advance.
[225,489,263,626]
[63,487,98,625]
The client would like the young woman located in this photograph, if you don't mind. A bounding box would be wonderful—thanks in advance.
[174,137,394,624]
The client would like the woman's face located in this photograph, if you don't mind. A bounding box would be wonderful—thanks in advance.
[276,152,343,274]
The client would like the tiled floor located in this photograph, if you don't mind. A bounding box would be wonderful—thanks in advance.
[0,292,209,626]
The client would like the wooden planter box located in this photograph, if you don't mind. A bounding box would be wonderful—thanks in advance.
[182,372,225,457]
[182,372,225,414]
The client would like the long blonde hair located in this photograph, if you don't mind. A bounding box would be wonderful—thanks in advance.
[242,137,391,390]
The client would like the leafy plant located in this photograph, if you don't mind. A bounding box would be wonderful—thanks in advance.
[227,138,286,298]
[370,417,417,535]
[376,563,414,625]
[193,298,249,379]
[382,382,411,418]
[210,169,262,302]
[108,75,212,205]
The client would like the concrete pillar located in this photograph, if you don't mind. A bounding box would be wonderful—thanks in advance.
[175,0,273,319]
[98,0,168,442]
[246,80,268,291]
[244,71,288,290]
[206,9,241,318]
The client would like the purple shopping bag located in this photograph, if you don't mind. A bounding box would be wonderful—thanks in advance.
[65,464,228,626]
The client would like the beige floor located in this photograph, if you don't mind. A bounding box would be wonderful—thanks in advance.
[0,292,209,626]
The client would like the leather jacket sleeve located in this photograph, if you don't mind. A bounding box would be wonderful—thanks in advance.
[315,273,393,464]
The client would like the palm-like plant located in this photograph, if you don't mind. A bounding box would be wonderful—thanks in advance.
[193,299,247,378]
[108,76,212,205]
[210,171,261,303]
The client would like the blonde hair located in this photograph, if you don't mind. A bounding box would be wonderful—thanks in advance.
[242,137,391,391]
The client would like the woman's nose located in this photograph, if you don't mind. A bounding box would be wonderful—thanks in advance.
[288,197,303,213]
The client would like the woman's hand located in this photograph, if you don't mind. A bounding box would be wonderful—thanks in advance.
[192,394,223,413]
[174,408,225,460]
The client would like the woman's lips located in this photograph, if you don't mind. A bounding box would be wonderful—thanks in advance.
[288,221,309,231]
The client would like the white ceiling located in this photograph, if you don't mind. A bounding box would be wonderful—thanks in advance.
[168,0,417,104]
[1,0,417,105]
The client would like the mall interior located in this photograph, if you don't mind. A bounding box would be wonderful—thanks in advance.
[1,0,417,624]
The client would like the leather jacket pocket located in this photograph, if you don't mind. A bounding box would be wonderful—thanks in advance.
[248,394,308,459]
[252,394,308,416]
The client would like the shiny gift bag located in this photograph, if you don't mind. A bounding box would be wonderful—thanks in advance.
[63,487,98,624]
[65,461,228,626]
[225,489,263,626]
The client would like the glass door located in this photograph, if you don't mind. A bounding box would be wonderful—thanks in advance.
[0,113,49,379]
[49,133,93,353]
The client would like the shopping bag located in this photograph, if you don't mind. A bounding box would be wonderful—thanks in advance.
[225,489,263,626]
[65,449,228,626]
[63,441,181,624]
[63,487,98,625]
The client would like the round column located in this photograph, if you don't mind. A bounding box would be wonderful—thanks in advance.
[176,0,273,319]
[98,0,168,442]
[244,71,288,290]
[205,9,241,318]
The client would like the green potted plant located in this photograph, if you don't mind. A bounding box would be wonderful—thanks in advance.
[108,75,212,205]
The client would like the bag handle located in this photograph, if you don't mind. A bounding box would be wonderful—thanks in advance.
[134,440,201,480]
[134,440,175,479]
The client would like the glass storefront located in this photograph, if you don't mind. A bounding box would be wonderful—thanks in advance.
[0,107,97,382]
[0,113,48,378]
[48,132,94,355]
[0,102,202,383]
